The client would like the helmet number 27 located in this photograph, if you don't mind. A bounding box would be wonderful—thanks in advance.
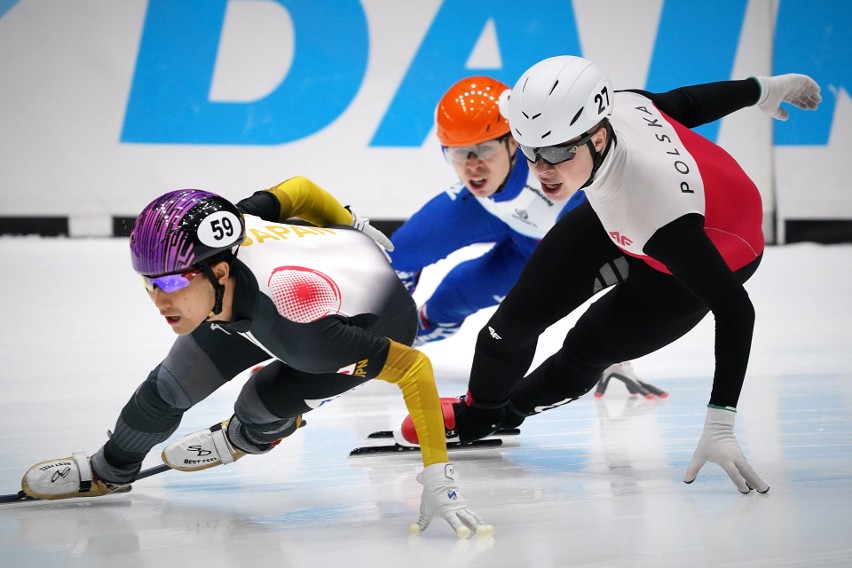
[594,87,610,115]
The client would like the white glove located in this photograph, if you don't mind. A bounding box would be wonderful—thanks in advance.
[348,208,394,251]
[410,463,494,538]
[754,74,821,121]
[683,406,769,494]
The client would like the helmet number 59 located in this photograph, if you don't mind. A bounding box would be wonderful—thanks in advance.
[198,211,243,247]
[211,218,234,241]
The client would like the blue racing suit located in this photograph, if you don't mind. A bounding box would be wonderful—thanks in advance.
[389,154,586,337]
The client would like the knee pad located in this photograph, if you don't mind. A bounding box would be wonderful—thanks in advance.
[228,414,301,450]
[123,371,186,429]
[234,364,311,428]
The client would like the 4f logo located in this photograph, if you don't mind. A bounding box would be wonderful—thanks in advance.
[609,231,632,247]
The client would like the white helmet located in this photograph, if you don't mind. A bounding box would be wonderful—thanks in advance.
[500,56,613,148]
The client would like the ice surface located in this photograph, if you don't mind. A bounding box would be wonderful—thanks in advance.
[1,238,851,567]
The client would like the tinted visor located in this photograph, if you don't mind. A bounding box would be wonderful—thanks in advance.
[141,269,202,293]
[518,131,596,165]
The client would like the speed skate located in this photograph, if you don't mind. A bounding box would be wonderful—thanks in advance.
[349,428,520,456]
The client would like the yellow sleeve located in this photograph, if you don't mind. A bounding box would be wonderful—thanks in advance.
[375,340,449,466]
[264,176,354,227]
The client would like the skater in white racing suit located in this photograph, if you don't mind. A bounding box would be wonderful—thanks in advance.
[448,57,820,493]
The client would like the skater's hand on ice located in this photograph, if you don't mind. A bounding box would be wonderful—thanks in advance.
[683,406,769,494]
[410,463,494,539]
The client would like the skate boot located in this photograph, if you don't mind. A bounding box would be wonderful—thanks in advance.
[162,420,246,471]
[594,362,669,399]
[394,395,505,446]
[394,397,461,447]
[21,452,131,500]
[163,417,299,471]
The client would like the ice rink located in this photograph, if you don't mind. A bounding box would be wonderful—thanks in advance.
[1,237,851,568]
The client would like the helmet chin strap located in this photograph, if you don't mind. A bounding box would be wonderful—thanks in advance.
[493,138,516,195]
[580,123,616,189]
[199,262,225,317]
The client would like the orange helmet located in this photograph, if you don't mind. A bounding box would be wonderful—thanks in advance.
[435,76,510,146]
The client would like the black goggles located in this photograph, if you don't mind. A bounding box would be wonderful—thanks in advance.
[519,131,596,165]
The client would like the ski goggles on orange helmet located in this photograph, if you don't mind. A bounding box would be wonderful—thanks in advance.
[141,269,202,293]
[519,130,596,165]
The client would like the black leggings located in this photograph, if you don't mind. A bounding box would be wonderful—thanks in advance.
[468,201,759,413]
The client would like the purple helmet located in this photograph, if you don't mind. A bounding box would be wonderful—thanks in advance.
[130,189,245,276]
